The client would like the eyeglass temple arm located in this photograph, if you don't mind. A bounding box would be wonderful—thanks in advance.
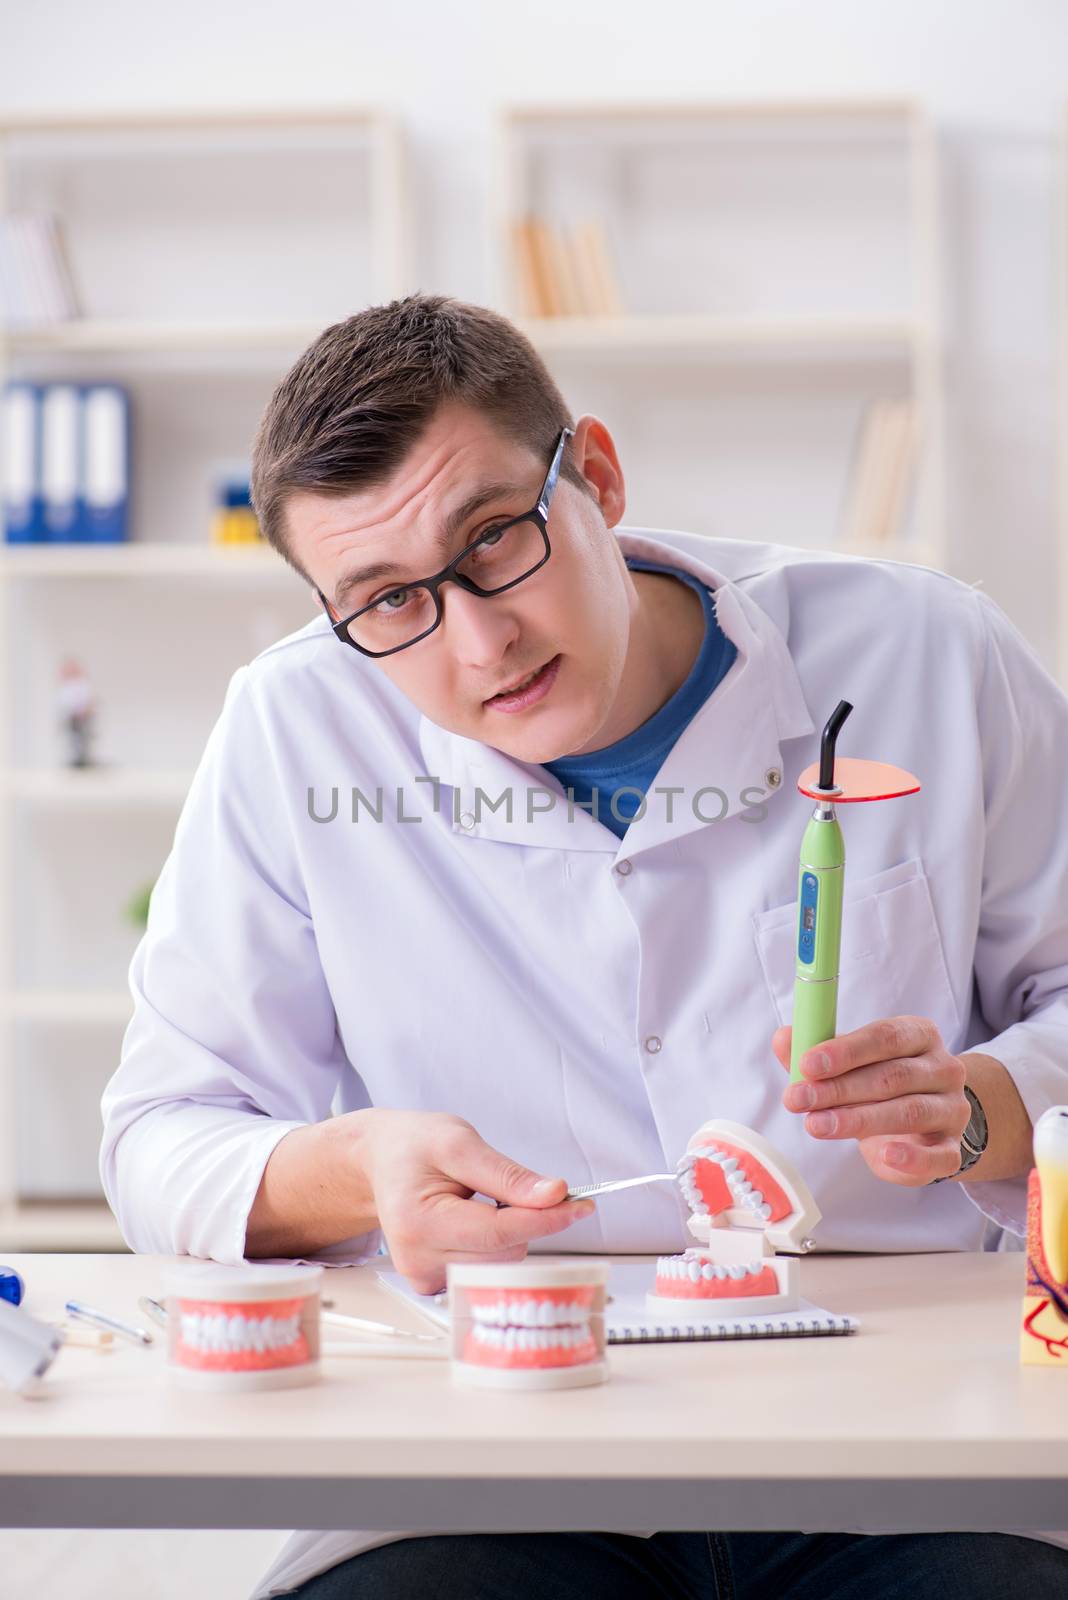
[538,426,574,518]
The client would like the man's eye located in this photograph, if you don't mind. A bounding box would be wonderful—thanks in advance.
[375,588,410,611]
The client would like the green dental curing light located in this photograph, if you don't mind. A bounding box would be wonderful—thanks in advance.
[789,701,921,1085]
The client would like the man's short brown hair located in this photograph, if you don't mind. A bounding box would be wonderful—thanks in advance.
[250,293,590,578]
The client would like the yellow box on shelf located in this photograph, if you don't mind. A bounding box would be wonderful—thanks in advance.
[211,504,263,544]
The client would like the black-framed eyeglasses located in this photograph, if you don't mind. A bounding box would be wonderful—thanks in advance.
[317,426,574,658]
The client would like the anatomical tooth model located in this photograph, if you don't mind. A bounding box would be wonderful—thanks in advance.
[1020,1105,1068,1366]
[649,1119,822,1317]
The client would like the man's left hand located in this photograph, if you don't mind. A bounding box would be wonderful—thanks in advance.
[773,1016,971,1186]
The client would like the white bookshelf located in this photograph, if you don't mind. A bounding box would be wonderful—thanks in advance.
[493,99,946,571]
[0,106,412,1249]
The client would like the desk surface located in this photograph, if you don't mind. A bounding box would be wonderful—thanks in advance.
[1,1250,1066,1533]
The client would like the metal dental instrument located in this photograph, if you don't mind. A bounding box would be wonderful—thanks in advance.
[138,1296,168,1329]
[566,1173,677,1201]
[139,1294,443,1345]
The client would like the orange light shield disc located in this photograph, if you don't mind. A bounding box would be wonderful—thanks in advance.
[797,756,921,804]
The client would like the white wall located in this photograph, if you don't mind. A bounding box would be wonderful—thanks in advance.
[1,0,1066,665]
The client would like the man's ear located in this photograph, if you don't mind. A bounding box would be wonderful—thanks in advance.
[570,415,625,529]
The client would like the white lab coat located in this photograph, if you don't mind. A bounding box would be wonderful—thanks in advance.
[100,529,1068,1596]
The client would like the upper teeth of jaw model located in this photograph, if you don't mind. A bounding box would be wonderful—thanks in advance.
[649,1119,823,1317]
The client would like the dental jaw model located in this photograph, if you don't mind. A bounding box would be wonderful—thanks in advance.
[448,1260,609,1389]
[163,1262,324,1390]
[1020,1105,1068,1365]
[649,1119,821,1317]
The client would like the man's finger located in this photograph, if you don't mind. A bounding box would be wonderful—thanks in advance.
[878,1135,962,1184]
[804,1091,963,1143]
[771,1026,792,1071]
[796,1015,939,1081]
[427,1191,594,1253]
[784,1053,960,1113]
[487,1196,596,1250]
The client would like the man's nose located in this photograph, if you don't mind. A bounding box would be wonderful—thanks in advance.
[439,582,520,666]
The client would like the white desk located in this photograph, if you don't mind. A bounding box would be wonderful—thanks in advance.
[1,1251,1065,1532]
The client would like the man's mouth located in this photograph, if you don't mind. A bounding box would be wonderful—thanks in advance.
[483,654,561,713]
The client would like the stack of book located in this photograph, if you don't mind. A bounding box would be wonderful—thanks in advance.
[511,217,624,318]
[0,213,81,329]
[2,382,129,543]
[839,399,919,549]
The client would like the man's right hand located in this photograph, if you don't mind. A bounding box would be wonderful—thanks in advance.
[245,1106,595,1293]
[361,1109,595,1293]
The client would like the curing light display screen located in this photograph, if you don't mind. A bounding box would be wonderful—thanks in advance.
[798,873,819,963]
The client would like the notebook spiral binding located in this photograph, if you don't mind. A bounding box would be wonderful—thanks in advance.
[608,1316,856,1344]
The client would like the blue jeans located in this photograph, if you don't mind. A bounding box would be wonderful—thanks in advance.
[289,1530,1068,1598]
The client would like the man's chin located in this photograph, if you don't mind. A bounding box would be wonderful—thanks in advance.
[481,712,602,768]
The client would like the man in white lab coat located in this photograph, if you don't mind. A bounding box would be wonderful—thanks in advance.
[101,296,1068,1597]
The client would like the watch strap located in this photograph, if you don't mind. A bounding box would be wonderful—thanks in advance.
[929,1084,988,1185]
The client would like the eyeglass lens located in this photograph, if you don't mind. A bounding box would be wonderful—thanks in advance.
[343,517,546,652]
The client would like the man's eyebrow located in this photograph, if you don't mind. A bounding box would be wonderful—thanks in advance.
[332,480,528,611]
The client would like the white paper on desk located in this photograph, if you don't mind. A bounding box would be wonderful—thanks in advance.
[377,1262,858,1343]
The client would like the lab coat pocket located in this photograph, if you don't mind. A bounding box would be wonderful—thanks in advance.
[751,857,962,1048]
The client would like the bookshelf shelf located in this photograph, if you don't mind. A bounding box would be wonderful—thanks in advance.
[7,988,133,1023]
[519,312,923,357]
[0,1200,125,1252]
[6,319,333,357]
[6,767,193,806]
[0,541,301,578]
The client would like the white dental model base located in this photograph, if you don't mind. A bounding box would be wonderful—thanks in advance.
[447,1259,610,1390]
[647,1119,821,1318]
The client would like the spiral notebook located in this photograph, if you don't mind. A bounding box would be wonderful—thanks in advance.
[378,1261,858,1344]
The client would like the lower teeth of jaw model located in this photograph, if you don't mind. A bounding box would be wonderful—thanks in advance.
[649,1119,822,1318]
[448,1260,610,1390]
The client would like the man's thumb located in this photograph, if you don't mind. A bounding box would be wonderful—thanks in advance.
[460,1136,567,1207]
[772,1025,792,1072]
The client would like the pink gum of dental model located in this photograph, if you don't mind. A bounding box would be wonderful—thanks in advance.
[648,1119,822,1317]
[447,1260,610,1390]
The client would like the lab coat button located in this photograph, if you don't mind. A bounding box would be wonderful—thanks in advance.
[765,767,782,789]
[644,1035,662,1054]
[458,811,475,830]
[614,859,633,877]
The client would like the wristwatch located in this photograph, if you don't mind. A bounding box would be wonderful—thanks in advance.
[929,1083,989,1184]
